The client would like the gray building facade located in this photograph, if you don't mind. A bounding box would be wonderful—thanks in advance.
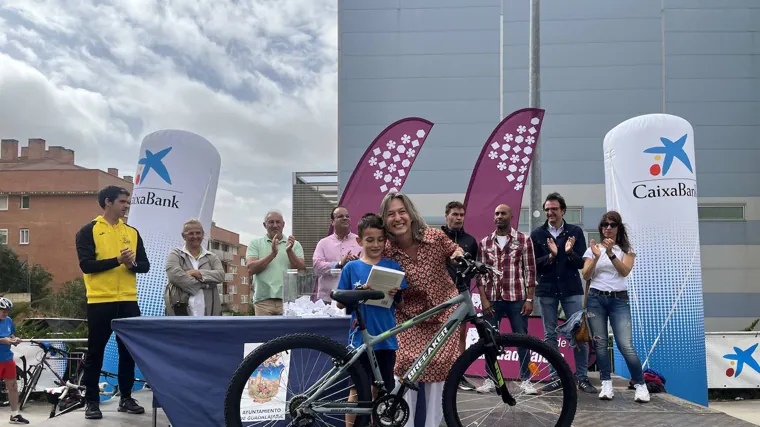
[338,0,760,331]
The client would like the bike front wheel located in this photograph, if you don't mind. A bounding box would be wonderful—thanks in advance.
[443,332,578,427]
[224,333,372,427]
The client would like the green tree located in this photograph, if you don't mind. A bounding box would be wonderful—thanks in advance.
[0,246,53,305]
[49,278,88,319]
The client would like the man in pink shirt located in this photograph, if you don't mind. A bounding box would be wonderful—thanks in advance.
[312,206,363,302]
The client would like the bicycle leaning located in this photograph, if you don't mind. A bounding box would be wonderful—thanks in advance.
[224,254,578,427]
[16,340,148,419]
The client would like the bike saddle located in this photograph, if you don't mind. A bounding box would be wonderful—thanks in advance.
[330,289,384,309]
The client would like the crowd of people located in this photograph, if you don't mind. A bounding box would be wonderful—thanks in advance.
[236,190,651,427]
[0,184,650,424]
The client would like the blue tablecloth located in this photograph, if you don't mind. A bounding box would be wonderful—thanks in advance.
[112,316,351,427]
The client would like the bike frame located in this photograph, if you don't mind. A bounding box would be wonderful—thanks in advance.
[302,285,505,415]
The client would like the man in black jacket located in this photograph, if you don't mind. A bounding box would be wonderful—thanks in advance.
[441,201,479,391]
[530,192,597,394]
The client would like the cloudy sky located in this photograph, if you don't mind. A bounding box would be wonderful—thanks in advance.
[0,0,338,244]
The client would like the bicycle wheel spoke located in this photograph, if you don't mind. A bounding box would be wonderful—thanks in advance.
[444,333,577,427]
[226,334,372,427]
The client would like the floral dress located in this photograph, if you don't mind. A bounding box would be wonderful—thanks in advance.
[384,227,462,383]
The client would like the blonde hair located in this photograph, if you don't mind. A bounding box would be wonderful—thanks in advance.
[380,192,428,243]
[182,218,204,235]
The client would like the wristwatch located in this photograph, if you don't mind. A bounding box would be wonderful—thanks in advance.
[526,298,533,303]
[608,253,617,260]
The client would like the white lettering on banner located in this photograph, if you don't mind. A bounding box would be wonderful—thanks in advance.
[706,333,760,389]
[241,343,291,422]
[102,130,221,380]
[603,114,707,406]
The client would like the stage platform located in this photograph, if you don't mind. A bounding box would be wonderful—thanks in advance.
[40,375,755,427]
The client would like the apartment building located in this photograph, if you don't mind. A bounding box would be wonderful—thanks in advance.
[208,224,251,313]
[0,138,133,288]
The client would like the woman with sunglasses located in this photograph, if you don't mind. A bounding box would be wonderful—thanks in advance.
[581,211,650,403]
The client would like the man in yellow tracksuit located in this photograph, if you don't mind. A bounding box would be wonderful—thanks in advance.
[75,185,150,420]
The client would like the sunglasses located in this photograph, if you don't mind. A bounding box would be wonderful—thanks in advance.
[601,222,618,229]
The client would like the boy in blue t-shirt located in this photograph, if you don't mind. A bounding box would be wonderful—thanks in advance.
[0,297,29,424]
[336,213,407,397]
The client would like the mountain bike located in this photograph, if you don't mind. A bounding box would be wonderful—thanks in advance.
[224,254,577,427]
[19,340,149,418]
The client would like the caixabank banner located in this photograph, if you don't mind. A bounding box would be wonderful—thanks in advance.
[102,129,221,397]
[603,114,707,406]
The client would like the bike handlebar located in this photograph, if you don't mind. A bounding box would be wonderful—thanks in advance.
[452,253,502,279]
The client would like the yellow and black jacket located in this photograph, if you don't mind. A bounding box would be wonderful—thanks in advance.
[75,215,150,304]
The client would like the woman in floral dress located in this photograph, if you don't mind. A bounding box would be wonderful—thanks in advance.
[380,192,463,427]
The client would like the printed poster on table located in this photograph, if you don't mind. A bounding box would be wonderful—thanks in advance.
[240,343,291,422]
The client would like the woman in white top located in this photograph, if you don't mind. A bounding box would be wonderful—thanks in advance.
[581,211,649,404]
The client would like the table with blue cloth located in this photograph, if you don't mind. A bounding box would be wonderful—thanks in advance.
[112,316,350,426]
[112,316,435,427]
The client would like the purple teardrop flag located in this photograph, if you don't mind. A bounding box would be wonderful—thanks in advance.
[335,118,434,235]
[463,108,545,243]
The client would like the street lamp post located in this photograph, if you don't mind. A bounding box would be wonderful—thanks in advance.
[528,0,542,230]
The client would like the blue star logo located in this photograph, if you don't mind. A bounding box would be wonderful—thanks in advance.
[136,147,173,185]
[643,134,693,176]
[723,343,760,377]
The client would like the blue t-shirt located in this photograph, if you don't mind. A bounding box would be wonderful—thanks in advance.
[337,258,407,351]
[0,317,16,362]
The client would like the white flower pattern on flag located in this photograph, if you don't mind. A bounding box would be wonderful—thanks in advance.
[370,128,429,194]
[487,117,541,185]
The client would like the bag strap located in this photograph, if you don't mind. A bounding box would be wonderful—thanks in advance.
[582,279,591,310]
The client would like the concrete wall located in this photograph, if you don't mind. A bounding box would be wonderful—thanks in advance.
[338,0,760,331]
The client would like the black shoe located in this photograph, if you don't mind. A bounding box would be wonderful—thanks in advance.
[85,401,103,419]
[540,378,563,393]
[578,379,598,393]
[118,397,145,414]
[9,414,30,424]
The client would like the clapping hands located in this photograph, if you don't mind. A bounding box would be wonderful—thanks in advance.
[565,236,576,254]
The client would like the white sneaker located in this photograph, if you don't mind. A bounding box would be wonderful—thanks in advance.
[598,380,614,400]
[519,381,538,395]
[476,378,496,393]
[634,383,650,403]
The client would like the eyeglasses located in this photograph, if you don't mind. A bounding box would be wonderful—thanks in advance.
[601,222,618,229]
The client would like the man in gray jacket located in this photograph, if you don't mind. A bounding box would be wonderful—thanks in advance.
[164,219,225,316]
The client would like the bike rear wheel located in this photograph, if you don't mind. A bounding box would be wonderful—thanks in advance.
[443,332,577,427]
[225,333,372,427]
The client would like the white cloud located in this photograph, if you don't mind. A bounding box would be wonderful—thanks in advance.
[0,0,338,245]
